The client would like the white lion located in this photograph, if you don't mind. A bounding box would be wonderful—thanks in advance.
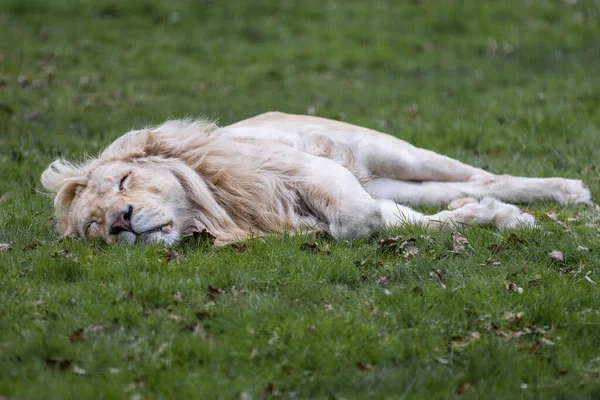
[41,112,591,246]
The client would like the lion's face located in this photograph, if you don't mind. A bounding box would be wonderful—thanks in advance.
[68,160,189,245]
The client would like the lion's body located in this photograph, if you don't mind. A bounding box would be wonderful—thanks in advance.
[42,112,591,245]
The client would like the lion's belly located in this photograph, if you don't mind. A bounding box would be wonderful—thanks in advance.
[219,126,369,181]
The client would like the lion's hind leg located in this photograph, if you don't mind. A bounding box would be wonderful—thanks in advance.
[380,197,535,231]
[363,176,592,206]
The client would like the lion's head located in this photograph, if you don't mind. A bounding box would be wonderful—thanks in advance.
[41,120,310,246]
[42,157,194,245]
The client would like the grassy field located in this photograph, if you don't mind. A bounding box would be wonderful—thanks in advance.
[1,0,600,398]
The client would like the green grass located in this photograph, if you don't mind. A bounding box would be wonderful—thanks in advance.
[1,0,600,398]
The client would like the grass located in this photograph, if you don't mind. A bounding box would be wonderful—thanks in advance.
[1,0,600,398]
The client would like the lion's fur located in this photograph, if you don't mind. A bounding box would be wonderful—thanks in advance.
[42,111,591,246]
[42,118,325,244]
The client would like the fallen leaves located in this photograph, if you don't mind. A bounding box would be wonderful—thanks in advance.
[456,382,475,396]
[300,242,330,254]
[503,311,525,325]
[450,332,480,350]
[69,328,85,342]
[379,236,419,258]
[207,285,225,301]
[50,249,78,263]
[0,242,12,252]
[160,248,181,264]
[451,231,469,253]
[399,238,419,257]
[300,242,319,253]
[68,322,113,343]
[528,274,542,288]
[549,250,564,262]
[72,365,88,375]
[380,236,403,246]
[45,358,71,370]
[518,336,555,352]
[504,280,524,294]
[488,233,527,255]
[193,229,216,245]
[429,269,447,289]
[235,243,248,253]
[173,290,182,304]
[378,276,391,286]
[356,362,374,371]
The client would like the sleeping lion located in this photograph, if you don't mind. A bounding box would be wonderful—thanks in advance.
[41,112,592,246]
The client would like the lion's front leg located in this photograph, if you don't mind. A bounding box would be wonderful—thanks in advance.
[298,154,385,239]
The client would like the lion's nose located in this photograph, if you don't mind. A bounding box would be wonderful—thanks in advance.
[110,205,134,235]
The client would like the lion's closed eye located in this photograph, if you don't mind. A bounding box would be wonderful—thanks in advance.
[118,173,131,191]
[85,221,97,236]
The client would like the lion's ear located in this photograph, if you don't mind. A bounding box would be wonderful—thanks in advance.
[100,129,152,161]
[41,159,87,207]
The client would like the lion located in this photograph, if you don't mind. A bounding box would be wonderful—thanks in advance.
[41,112,592,246]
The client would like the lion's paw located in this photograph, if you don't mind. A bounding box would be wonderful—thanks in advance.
[557,179,592,205]
[448,197,478,211]
[480,197,536,229]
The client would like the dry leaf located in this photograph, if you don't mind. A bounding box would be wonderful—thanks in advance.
[482,258,501,266]
[192,229,216,245]
[51,249,78,262]
[90,322,109,334]
[450,332,480,349]
[556,220,571,232]
[207,285,225,301]
[160,248,181,264]
[72,365,88,375]
[504,311,525,321]
[250,348,258,360]
[509,233,527,244]
[528,276,542,288]
[540,337,555,346]
[183,324,206,337]
[549,250,564,262]
[0,243,11,252]
[173,290,182,304]
[236,243,248,253]
[518,343,541,352]
[45,358,71,370]
[544,212,558,221]
[452,232,468,253]
[503,280,523,294]
[0,192,10,202]
[17,75,29,86]
[429,269,447,289]
[456,382,475,396]
[399,238,419,258]
[378,276,391,286]
[300,242,323,253]
[488,242,505,254]
[380,236,419,257]
[380,236,402,246]
[69,328,85,342]
[169,314,184,324]
[356,362,374,370]
[568,216,581,223]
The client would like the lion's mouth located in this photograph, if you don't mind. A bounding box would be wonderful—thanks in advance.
[135,222,174,242]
